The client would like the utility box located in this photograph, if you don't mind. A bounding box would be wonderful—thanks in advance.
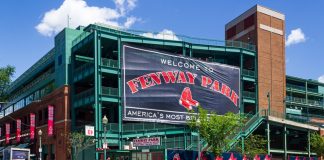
[3,147,30,160]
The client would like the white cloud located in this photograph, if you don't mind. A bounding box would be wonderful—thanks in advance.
[36,0,138,36]
[318,75,324,83]
[142,29,180,41]
[286,28,306,47]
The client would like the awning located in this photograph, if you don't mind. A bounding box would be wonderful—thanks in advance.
[15,143,29,148]
[0,145,16,152]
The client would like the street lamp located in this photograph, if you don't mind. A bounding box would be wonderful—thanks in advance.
[197,118,201,160]
[38,129,42,160]
[102,115,108,160]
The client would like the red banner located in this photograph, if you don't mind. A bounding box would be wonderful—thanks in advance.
[30,113,35,139]
[16,119,21,142]
[48,105,54,136]
[5,123,10,144]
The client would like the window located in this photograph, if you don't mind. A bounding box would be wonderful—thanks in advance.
[244,14,255,29]
[226,25,236,39]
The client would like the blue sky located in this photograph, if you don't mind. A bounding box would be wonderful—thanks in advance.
[0,0,323,82]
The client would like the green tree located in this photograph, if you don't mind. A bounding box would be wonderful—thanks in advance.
[0,65,15,102]
[62,131,95,160]
[310,132,324,158]
[236,134,267,158]
[188,106,243,156]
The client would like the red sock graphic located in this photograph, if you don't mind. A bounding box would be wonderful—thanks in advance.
[179,87,199,110]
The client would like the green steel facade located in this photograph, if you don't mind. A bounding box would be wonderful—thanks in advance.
[70,24,257,159]
[1,23,324,159]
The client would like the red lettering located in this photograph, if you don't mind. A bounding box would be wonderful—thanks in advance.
[201,76,212,87]
[161,71,178,83]
[221,84,231,98]
[177,72,188,83]
[149,72,162,85]
[186,72,197,84]
[230,91,239,107]
[127,80,139,94]
[210,80,220,92]
[138,76,153,89]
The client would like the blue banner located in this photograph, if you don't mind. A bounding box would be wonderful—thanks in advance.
[122,45,240,123]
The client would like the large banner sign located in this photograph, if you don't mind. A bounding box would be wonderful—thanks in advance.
[30,113,35,139]
[5,123,10,144]
[122,45,240,123]
[48,105,54,136]
[16,119,21,142]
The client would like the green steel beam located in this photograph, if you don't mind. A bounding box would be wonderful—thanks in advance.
[243,99,255,103]
[242,76,256,82]
[240,53,243,113]
[267,121,270,155]
[75,55,94,62]
[225,48,240,52]
[118,37,123,149]
[101,67,118,74]
[94,30,100,160]
[242,50,255,56]
[101,33,118,40]
[100,97,119,103]
[284,125,287,160]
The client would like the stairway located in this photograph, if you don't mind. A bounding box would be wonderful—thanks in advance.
[226,111,265,151]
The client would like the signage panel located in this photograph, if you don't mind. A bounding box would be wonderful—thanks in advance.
[122,45,240,123]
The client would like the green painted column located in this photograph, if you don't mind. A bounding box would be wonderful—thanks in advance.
[94,30,100,160]
[267,121,270,155]
[241,136,245,154]
[71,53,76,130]
[184,133,187,149]
[118,37,123,149]
[240,53,243,114]
[182,43,186,56]
[284,125,287,160]
[189,45,192,57]
[98,33,103,152]
[308,130,311,157]
[254,53,258,114]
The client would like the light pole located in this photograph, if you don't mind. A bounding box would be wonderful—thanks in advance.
[102,115,108,160]
[197,118,201,160]
[38,129,42,160]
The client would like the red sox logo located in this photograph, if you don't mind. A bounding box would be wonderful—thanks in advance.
[173,153,180,160]
[179,87,199,110]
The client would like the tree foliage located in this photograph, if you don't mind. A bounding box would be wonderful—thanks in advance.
[62,131,95,160]
[0,65,15,102]
[188,106,243,156]
[236,134,267,158]
[310,132,324,157]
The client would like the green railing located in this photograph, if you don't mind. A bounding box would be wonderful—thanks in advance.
[77,23,256,51]
[101,87,118,97]
[286,84,306,91]
[72,31,91,46]
[74,88,95,105]
[243,91,256,99]
[286,96,306,104]
[101,58,118,68]
[242,69,255,77]
[307,88,319,93]
[308,99,323,106]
